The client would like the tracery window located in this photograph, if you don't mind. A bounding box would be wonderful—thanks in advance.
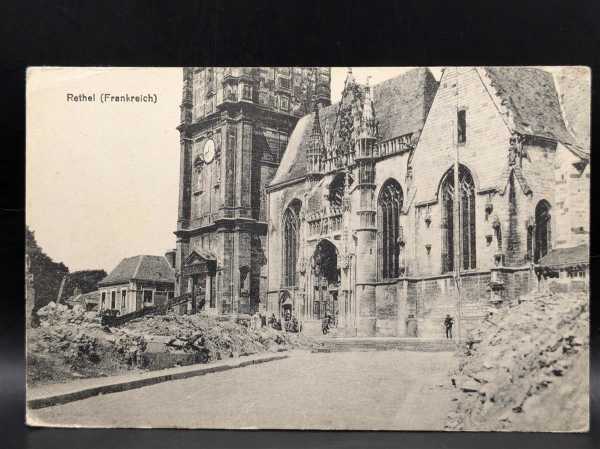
[441,165,477,273]
[377,179,403,280]
[282,200,302,287]
[534,200,551,263]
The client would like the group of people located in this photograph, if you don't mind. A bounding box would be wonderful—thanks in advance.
[248,312,267,330]
[249,311,455,338]
[247,311,300,333]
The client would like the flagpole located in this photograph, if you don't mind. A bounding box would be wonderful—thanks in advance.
[454,67,462,344]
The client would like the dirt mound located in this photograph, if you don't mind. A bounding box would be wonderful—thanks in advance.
[446,289,589,431]
[28,308,314,386]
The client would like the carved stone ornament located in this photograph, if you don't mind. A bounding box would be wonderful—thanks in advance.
[297,257,306,274]
[342,253,353,269]
[491,215,501,230]
[193,155,204,168]
[508,133,525,166]
[494,252,505,266]
[424,213,432,228]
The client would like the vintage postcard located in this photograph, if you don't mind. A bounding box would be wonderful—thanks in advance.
[25,66,590,431]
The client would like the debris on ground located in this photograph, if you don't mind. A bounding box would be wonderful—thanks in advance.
[445,289,589,431]
[27,304,314,386]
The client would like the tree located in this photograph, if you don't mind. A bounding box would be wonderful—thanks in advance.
[25,226,69,310]
[60,269,108,301]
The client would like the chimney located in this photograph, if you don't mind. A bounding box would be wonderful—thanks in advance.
[165,249,176,269]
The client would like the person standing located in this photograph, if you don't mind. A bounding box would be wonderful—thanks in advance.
[444,314,454,339]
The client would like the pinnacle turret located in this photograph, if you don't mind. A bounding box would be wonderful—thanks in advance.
[360,76,377,140]
[307,100,325,180]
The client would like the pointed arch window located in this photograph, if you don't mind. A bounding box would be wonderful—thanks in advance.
[282,200,302,287]
[378,179,403,280]
[534,200,551,263]
[441,166,477,273]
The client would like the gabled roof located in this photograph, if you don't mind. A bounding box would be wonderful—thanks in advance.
[98,255,175,286]
[538,244,589,269]
[483,67,576,145]
[270,68,438,188]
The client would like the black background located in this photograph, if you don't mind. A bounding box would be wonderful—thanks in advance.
[1,0,599,447]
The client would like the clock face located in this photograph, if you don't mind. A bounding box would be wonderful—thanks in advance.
[203,139,215,164]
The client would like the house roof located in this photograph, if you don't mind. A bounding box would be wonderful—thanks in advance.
[483,67,576,145]
[98,255,175,286]
[538,244,589,269]
[270,68,438,188]
[65,290,100,305]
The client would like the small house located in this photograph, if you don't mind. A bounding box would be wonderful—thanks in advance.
[98,255,176,315]
[535,244,589,292]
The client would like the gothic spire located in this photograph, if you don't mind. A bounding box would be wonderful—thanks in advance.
[343,67,356,96]
[360,76,377,139]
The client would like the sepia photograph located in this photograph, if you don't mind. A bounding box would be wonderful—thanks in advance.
[25,66,590,431]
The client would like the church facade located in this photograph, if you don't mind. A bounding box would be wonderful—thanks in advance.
[265,67,590,338]
[173,67,331,315]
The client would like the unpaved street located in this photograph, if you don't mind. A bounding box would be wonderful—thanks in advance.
[32,350,457,430]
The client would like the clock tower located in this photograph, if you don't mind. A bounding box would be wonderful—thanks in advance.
[175,67,331,315]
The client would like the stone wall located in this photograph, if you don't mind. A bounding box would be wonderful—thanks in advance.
[410,67,513,277]
[553,144,590,249]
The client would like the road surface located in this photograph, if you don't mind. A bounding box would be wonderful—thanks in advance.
[31,350,457,430]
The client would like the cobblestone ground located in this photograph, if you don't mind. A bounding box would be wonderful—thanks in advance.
[31,350,457,430]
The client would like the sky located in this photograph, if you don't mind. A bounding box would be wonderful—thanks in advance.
[27,67,434,273]
[26,66,586,273]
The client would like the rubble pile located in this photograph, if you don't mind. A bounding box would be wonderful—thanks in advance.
[36,301,98,327]
[125,313,313,360]
[27,305,146,385]
[446,289,589,431]
[28,306,313,386]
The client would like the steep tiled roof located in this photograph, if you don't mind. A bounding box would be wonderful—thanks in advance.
[271,68,438,187]
[552,67,590,154]
[483,67,576,145]
[373,68,438,141]
[538,244,589,268]
[98,255,175,286]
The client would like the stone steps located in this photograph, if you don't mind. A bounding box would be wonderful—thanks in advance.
[312,337,457,353]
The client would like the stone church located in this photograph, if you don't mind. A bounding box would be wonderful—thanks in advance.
[174,66,589,338]
[265,67,589,337]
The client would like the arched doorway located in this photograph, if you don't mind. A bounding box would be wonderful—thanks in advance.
[279,290,293,322]
[311,240,340,321]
